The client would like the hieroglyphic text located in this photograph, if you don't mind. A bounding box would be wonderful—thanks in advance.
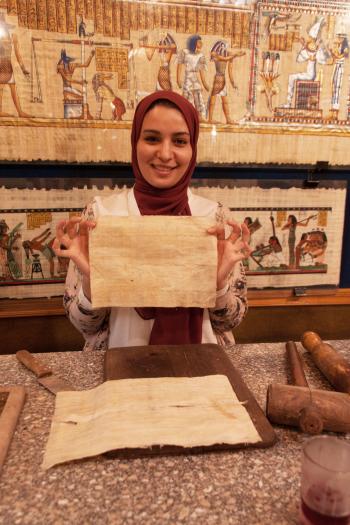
[27,212,53,230]
[318,210,328,227]
[95,47,128,89]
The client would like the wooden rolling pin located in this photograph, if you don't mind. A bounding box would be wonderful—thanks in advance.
[301,331,350,394]
[285,341,323,434]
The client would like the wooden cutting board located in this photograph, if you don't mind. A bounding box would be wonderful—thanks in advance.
[104,343,276,458]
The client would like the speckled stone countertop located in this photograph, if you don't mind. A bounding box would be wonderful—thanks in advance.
[1,341,350,525]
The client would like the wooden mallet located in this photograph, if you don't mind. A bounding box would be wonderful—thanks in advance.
[266,341,350,434]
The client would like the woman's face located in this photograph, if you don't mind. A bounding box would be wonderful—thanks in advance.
[136,105,193,189]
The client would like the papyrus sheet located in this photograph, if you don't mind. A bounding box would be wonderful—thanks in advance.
[42,375,262,469]
[89,216,217,308]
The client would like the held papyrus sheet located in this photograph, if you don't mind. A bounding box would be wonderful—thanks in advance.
[89,216,217,308]
[42,375,262,469]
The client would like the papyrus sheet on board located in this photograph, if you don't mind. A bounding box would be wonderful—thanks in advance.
[42,375,262,469]
[89,216,217,308]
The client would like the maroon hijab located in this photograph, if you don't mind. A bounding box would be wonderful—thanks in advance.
[131,91,203,345]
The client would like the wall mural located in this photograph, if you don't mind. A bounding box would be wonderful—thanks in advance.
[1,0,350,164]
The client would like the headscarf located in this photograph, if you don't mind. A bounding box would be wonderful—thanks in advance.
[131,90,199,216]
[131,91,203,345]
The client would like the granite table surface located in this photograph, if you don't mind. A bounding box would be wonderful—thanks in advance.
[1,340,350,525]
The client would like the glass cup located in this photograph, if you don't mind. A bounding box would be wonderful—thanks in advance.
[300,436,350,525]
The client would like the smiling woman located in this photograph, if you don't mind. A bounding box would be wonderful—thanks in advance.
[53,91,250,351]
[136,104,192,190]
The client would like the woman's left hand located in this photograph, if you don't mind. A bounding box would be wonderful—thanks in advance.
[208,220,251,290]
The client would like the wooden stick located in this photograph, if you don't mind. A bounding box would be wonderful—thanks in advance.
[267,383,350,433]
[285,341,323,434]
[286,341,308,387]
[301,331,350,394]
[0,386,26,474]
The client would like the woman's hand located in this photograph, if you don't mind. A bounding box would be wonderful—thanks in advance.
[53,216,96,277]
[208,220,251,290]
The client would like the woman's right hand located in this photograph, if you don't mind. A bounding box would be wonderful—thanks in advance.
[52,217,96,278]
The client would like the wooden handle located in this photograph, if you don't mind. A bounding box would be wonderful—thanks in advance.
[286,341,308,387]
[301,331,322,351]
[301,331,350,394]
[299,405,323,435]
[285,342,322,433]
[16,350,52,378]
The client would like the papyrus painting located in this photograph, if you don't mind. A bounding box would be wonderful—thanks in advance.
[0,183,345,298]
[1,0,350,165]
[0,185,116,298]
[193,185,346,288]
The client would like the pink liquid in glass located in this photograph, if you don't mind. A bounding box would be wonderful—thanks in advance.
[300,499,350,525]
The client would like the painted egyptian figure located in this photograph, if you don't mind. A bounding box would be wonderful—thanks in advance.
[142,33,177,91]
[177,35,209,121]
[283,17,328,108]
[208,40,245,124]
[0,13,30,118]
[328,34,349,120]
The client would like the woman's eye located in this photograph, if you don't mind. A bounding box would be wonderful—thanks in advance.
[174,138,188,146]
[144,136,159,143]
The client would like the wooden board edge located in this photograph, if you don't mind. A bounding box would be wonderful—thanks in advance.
[212,348,277,447]
[103,440,266,460]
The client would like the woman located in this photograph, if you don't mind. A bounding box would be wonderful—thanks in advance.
[53,91,250,351]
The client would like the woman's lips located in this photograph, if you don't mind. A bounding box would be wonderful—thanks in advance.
[151,164,176,175]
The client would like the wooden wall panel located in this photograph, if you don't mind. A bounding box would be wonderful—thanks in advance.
[1,298,349,353]
[0,316,84,354]
[234,305,350,344]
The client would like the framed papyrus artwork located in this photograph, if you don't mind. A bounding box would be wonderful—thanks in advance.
[1,0,350,165]
[193,183,347,289]
[0,181,346,298]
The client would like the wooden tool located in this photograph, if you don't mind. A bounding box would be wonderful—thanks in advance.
[16,350,76,394]
[0,386,26,473]
[267,341,350,434]
[267,383,350,433]
[104,343,276,458]
[286,341,323,434]
[301,331,350,394]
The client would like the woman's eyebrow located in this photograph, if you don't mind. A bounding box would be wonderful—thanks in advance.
[142,129,190,136]
[142,129,161,134]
